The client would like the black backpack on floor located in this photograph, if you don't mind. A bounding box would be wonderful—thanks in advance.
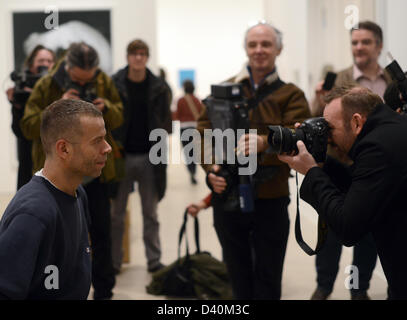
[146,210,233,300]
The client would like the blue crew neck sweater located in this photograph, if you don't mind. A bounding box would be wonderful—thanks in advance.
[0,175,91,299]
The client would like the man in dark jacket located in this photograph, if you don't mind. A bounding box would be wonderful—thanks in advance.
[279,86,407,300]
[111,39,172,273]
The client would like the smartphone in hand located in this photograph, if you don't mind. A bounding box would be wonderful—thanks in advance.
[322,72,337,91]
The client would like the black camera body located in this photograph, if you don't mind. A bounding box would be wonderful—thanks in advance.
[65,80,98,103]
[203,83,249,132]
[267,117,329,163]
[203,83,254,213]
[10,66,48,105]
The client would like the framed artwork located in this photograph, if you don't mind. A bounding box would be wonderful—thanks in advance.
[178,69,195,88]
[12,10,112,73]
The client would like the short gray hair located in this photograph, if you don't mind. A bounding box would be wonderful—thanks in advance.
[244,21,283,50]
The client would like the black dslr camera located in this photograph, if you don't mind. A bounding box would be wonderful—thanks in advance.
[267,117,329,162]
[10,66,48,105]
[65,80,97,103]
[203,83,254,213]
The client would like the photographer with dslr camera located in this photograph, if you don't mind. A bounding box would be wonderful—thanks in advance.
[279,86,407,300]
[21,42,123,300]
[309,21,393,300]
[197,22,310,300]
[6,45,55,190]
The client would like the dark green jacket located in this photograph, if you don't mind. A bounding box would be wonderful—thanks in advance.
[20,60,124,183]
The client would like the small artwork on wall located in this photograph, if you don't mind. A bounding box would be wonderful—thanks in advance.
[13,10,112,73]
[179,69,195,88]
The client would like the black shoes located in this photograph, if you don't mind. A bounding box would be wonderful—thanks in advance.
[351,291,370,300]
[310,287,331,300]
[311,287,371,300]
[148,262,166,273]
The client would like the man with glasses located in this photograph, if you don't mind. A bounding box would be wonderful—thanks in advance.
[110,39,172,274]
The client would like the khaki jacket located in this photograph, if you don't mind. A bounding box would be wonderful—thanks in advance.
[197,66,311,199]
[312,66,393,117]
[20,60,124,183]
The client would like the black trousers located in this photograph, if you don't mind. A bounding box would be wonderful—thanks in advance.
[213,197,290,300]
[316,227,378,296]
[84,178,116,299]
[180,127,196,177]
[16,137,32,190]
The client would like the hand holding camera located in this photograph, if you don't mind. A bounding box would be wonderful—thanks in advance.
[93,97,106,112]
[62,88,81,100]
[315,72,337,107]
[236,133,266,156]
[278,141,319,175]
[207,164,227,194]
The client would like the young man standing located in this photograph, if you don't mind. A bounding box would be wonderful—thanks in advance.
[111,39,172,274]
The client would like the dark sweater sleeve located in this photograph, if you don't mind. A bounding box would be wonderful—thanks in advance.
[0,214,46,299]
[300,143,396,246]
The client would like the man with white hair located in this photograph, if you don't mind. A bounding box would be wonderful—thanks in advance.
[197,22,310,299]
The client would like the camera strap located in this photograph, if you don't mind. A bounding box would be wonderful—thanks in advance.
[294,172,328,256]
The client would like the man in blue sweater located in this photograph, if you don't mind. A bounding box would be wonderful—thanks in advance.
[0,99,112,299]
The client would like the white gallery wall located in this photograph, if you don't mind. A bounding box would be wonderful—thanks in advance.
[376,0,407,71]
[0,0,158,194]
[0,0,407,194]
[156,0,265,103]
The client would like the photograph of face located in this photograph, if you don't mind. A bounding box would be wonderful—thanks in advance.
[13,10,112,73]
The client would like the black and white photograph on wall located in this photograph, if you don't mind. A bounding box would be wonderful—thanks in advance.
[12,10,112,73]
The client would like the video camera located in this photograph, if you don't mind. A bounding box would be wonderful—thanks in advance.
[203,83,254,213]
[267,117,329,163]
[10,66,48,105]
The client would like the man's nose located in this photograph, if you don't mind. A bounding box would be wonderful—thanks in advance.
[254,44,262,52]
[103,140,112,154]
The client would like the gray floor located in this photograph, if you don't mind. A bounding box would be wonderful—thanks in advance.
[0,135,388,300]
[99,135,388,300]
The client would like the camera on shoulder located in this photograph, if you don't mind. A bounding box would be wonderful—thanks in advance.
[10,66,48,105]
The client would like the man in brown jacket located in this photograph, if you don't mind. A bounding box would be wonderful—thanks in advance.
[310,21,392,300]
[197,22,310,299]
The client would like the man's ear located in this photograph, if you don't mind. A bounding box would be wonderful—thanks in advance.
[55,139,71,160]
[276,44,283,57]
[351,113,366,135]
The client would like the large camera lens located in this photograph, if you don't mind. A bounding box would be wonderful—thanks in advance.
[268,126,299,154]
[267,118,329,162]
